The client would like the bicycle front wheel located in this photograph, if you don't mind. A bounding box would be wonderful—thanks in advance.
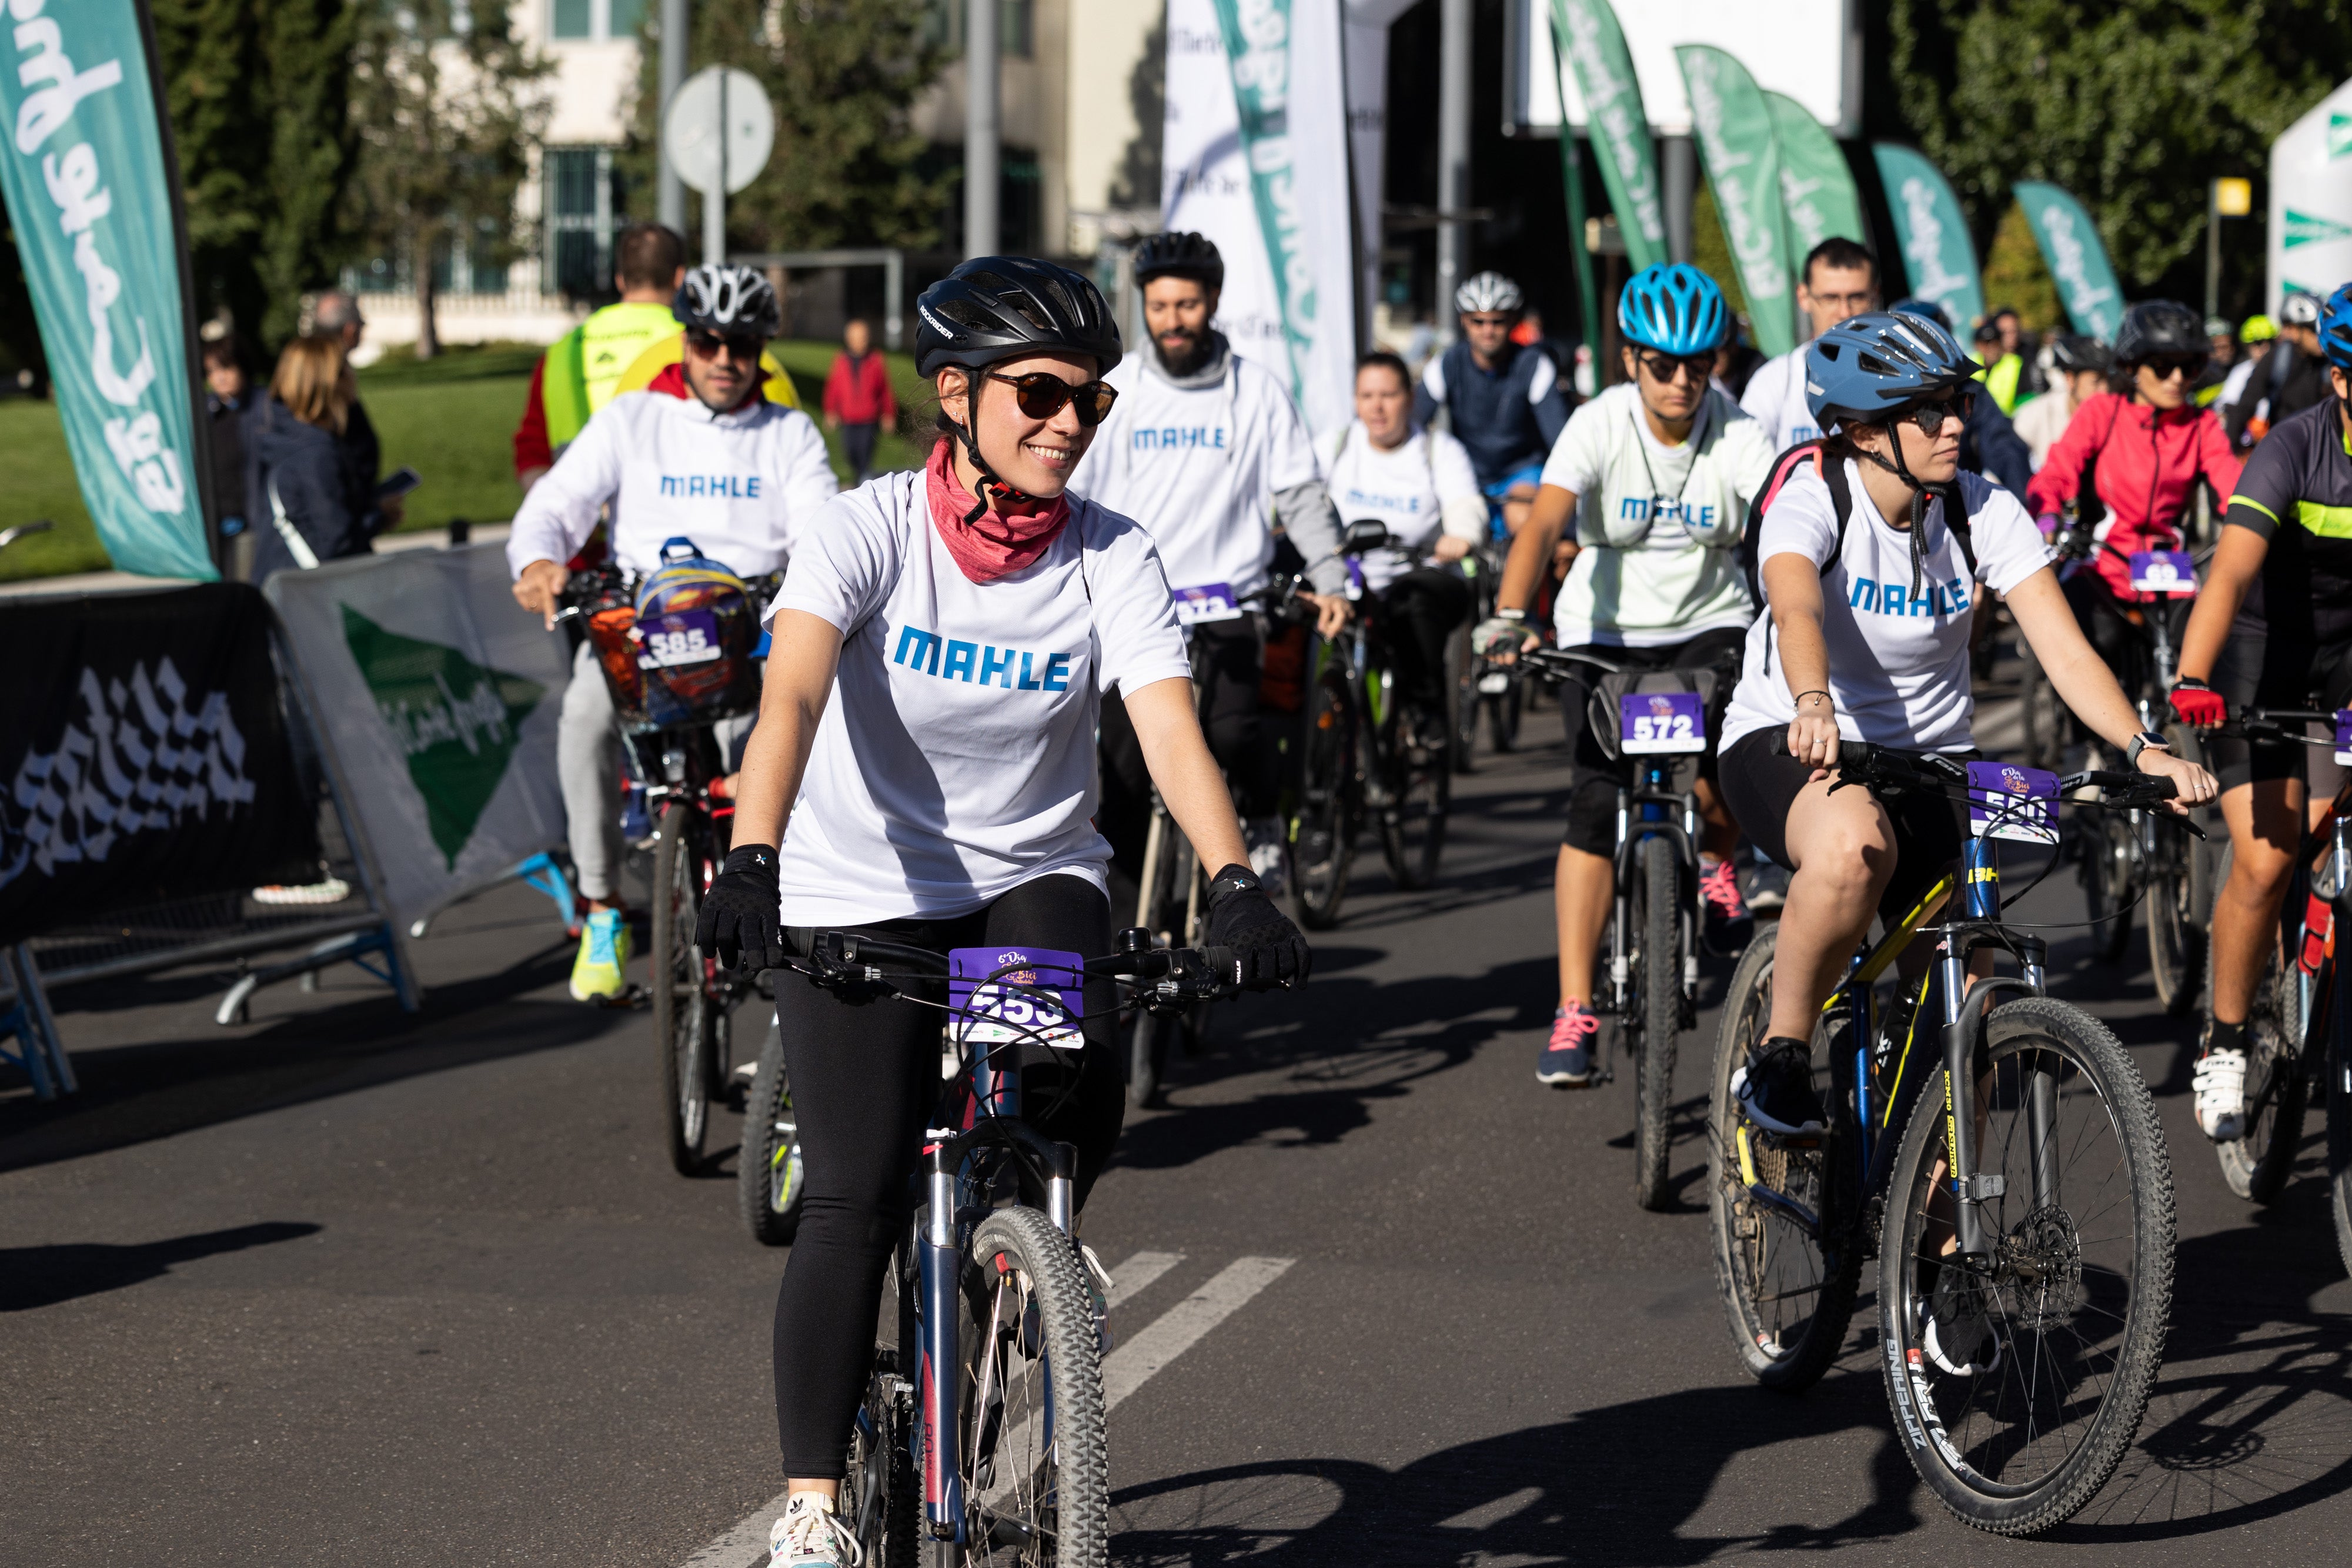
[2217,938,2308,1204]
[1877,997,2173,1534]
[2079,808,2133,965]
[740,1012,806,1245]
[1293,665,1357,930]
[1705,924,1862,1389]
[956,1206,1108,1567]
[1378,727,1450,891]
[2019,643,2064,771]
[652,801,712,1175]
[2333,1045,2352,1278]
[1634,837,1681,1211]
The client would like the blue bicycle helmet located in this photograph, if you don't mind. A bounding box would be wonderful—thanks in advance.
[1618,263,1730,355]
[2319,283,2352,370]
[1886,296,1953,332]
[1804,309,1982,429]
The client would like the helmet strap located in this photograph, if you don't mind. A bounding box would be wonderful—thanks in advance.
[1856,424,1934,601]
[947,377,1041,521]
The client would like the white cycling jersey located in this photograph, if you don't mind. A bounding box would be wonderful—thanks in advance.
[1319,420,1485,592]
[1738,346,1820,453]
[506,370,839,581]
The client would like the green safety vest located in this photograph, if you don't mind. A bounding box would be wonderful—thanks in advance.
[1976,352,2024,417]
[540,300,684,448]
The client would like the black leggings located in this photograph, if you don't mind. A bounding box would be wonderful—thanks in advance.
[771,872,1125,1478]
[1378,567,1474,711]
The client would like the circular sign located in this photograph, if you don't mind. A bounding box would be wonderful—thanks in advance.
[663,66,774,197]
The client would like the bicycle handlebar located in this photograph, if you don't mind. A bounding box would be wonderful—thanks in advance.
[1764,730,2195,824]
[784,930,1244,1005]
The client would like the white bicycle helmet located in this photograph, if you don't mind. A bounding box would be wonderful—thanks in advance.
[673,263,781,337]
[1455,271,1524,316]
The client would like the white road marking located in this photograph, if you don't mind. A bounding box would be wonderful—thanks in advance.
[679,1253,1292,1568]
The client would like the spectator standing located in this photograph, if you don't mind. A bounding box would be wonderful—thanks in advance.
[247,337,379,580]
[201,326,258,580]
[820,317,897,485]
[512,222,690,490]
[307,292,397,534]
[1975,309,2027,414]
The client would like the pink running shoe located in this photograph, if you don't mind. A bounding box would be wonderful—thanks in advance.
[1699,858,1755,956]
[1538,999,1601,1086]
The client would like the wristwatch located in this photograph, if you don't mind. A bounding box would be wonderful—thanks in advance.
[2126,730,2171,768]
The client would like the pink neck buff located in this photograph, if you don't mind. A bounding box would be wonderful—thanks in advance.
[924,437,1071,584]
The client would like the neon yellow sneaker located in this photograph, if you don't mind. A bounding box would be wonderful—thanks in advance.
[570,908,630,1001]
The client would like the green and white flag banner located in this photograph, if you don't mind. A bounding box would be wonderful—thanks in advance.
[265,546,573,932]
[1763,91,1868,268]
[2268,78,2352,315]
[2011,182,2124,343]
[1165,0,1356,434]
[0,0,213,579]
[1676,45,1793,357]
[1548,0,1666,273]
[1872,143,1985,330]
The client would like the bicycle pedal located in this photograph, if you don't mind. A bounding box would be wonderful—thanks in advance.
[592,983,648,1010]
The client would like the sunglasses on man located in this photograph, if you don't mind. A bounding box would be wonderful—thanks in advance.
[1636,350,1713,385]
[984,370,1120,427]
[686,329,766,362]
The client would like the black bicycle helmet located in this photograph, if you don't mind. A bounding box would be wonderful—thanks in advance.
[914,255,1122,380]
[2112,300,2204,366]
[673,263,781,337]
[1131,231,1225,290]
[2047,333,2112,376]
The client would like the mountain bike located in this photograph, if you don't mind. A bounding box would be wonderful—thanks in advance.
[782,929,1243,1566]
[1292,520,1455,930]
[1455,532,1525,763]
[2196,703,2352,1273]
[557,544,773,1175]
[2022,521,2211,1009]
[1708,738,2181,1533]
[1526,644,1736,1210]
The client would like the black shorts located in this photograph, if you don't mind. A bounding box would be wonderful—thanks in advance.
[1556,627,1746,857]
[1718,727,1966,927]
[2206,624,2352,795]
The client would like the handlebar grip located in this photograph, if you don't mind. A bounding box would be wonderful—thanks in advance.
[1764,728,1872,771]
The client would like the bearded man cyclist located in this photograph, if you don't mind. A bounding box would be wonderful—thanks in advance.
[2169,281,2352,1141]
[1068,230,1352,894]
[1714,309,2215,1144]
[2027,300,2241,699]
[1474,263,1777,1087]
[1414,270,1574,536]
[507,264,839,1001]
[687,256,1312,1568]
[1739,237,1880,452]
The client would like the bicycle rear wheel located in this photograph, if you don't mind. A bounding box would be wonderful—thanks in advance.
[1449,626,1479,773]
[2078,808,2133,965]
[1293,665,1357,930]
[740,1012,807,1245]
[2216,932,2309,1204]
[2147,819,2210,1015]
[2332,1045,2352,1278]
[845,1346,920,1568]
[652,801,713,1175]
[1126,811,1190,1108]
[1877,997,2173,1534]
[1634,837,1681,1211]
[1379,723,1450,891]
[956,1206,1109,1567]
[1706,924,1862,1388]
[2019,643,2064,772]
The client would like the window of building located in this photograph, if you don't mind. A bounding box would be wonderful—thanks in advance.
[544,145,627,299]
[552,0,640,42]
[924,0,1033,58]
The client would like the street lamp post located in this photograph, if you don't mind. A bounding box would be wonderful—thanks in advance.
[659,0,687,234]
[1436,0,1469,340]
[966,0,1001,257]
[2209,176,2252,321]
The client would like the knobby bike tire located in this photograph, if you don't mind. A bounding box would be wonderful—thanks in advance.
[652,801,711,1175]
[2209,843,2310,1204]
[1635,837,1681,1212]
[956,1206,1109,1567]
[2332,1049,2352,1278]
[2080,808,2133,965]
[2019,643,2064,773]
[1877,997,2173,1535]
[740,1012,807,1246]
[2150,725,2214,1016]
[1126,808,1190,1108]
[1294,666,1357,931]
[1706,924,1862,1389]
[847,1245,922,1568]
[1379,721,1451,892]
[1449,626,1479,774]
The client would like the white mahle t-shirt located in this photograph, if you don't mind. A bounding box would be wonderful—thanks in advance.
[767,471,1194,925]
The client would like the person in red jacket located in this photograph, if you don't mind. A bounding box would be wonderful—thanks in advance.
[820,317,897,484]
[2026,300,2241,675]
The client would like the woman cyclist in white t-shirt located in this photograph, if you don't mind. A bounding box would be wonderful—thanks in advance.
[693,257,1312,1568]
[1715,310,2215,1137]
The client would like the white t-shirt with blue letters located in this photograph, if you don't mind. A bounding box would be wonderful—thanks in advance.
[767,471,1194,924]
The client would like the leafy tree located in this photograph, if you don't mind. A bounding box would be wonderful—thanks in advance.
[1887,0,2352,313]
[1980,202,2061,332]
[622,0,948,254]
[348,0,550,357]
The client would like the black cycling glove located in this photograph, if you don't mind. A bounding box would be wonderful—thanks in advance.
[1203,864,1311,990]
[697,843,784,972]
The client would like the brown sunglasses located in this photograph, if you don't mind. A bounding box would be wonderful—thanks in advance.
[686,329,765,361]
[984,370,1119,426]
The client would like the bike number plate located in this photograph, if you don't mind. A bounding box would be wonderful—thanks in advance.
[1966,760,2061,844]
[1619,692,1706,754]
[2128,549,2196,595]
[2335,709,2352,765]
[1172,582,1244,626]
[635,608,721,668]
[947,947,1085,1054]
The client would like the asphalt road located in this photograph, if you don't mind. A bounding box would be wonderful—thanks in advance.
[6,696,2351,1567]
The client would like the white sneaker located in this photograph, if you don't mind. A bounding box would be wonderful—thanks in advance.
[771,1492,861,1567]
[1244,817,1290,897]
[2193,1047,2249,1142]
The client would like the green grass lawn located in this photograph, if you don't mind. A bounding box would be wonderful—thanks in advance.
[0,337,933,582]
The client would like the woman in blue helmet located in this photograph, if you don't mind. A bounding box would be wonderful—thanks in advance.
[1476,263,1780,1086]
[1713,309,2214,1141]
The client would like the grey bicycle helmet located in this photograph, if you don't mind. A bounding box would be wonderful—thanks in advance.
[673,263,780,337]
[1455,270,1524,315]
[2113,300,2204,366]
[914,255,1122,380]
[1132,231,1225,290]
[2047,333,2112,376]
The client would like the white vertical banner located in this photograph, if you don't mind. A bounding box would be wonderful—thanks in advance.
[2269,78,2352,315]
[1344,2,1418,358]
[1163,0,1358,436]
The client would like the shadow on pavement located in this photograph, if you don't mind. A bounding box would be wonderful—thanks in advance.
[1,1221,323,1312]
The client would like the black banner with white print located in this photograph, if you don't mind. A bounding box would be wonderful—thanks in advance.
[0,583,317,945]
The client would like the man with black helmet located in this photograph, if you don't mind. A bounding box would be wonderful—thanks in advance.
[507,263,839,1001]
[691,255,1311,1568]
[1070,230,1352,894]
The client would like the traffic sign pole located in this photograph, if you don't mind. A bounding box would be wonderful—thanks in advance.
[706,68,727,265]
